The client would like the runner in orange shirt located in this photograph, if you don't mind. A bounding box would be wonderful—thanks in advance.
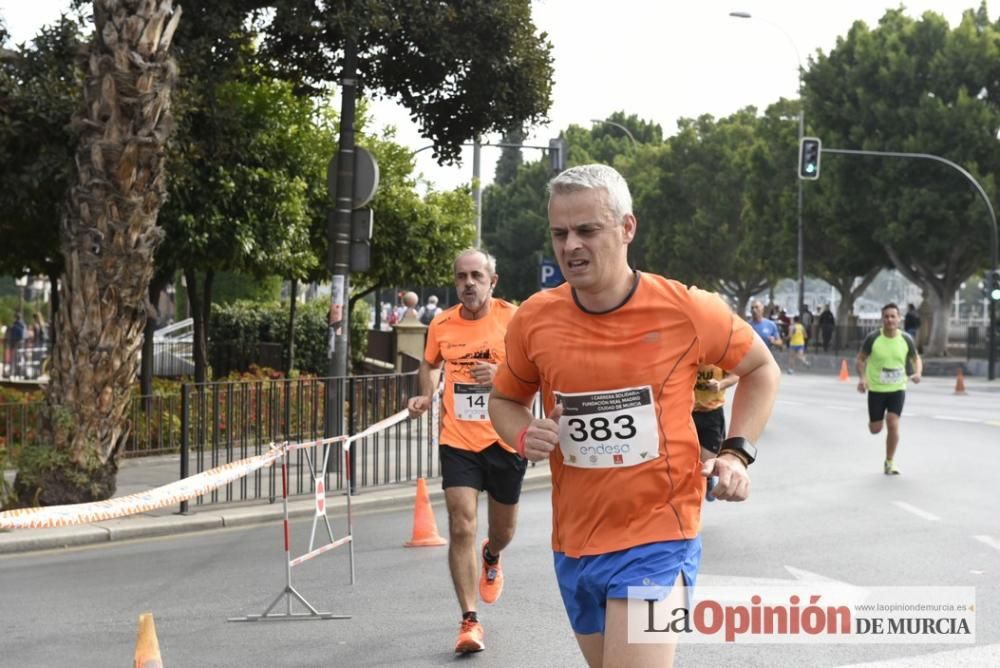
[489,164,780,667]
[407,247,523,654]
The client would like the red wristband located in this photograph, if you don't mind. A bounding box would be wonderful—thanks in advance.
[516,426,529,458]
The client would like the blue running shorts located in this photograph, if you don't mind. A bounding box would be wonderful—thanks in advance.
[553,537,702,635]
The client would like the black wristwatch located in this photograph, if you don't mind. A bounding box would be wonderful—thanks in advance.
[719,437,757,466]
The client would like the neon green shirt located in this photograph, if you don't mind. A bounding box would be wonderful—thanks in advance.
[860,329,917,392]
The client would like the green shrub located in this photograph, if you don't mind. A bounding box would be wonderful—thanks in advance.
[209,297,369,376]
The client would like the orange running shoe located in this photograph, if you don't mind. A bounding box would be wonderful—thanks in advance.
[479,539,504,604]
[454,618,485,653]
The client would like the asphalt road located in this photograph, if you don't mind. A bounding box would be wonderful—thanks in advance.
[1,373,998,667]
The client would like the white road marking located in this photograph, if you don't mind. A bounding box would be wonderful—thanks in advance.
[775,400,806,406]
[973,535,1000,552]
[932,415,982,423]
[892,501,941,522]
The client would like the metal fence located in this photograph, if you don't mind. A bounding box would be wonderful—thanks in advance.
[1,367,548,512]
[0,339,293,380]
[805,323,997,357]
[1,393,184,462]
[178,371,432,508]
[0,342,48,380]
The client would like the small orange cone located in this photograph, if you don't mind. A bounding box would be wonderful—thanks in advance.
[954,368,967,395]
[134,612,163,668]
[839,359,849,382]
[404,478,447,547]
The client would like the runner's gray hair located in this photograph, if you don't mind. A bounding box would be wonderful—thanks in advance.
[453,247,497,276]
[547,164,633,224]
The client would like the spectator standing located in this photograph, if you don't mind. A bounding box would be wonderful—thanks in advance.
[819,305,836,351]
[30,312,49,376]
[419,295,440,325]
[7,312,27,378]
[903,303,921,339]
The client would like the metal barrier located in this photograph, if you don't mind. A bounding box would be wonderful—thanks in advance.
[1,394,182,461]
[0,342,48,380]
[179,372,430,508]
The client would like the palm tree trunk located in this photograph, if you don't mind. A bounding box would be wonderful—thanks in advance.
[15,0,181,506]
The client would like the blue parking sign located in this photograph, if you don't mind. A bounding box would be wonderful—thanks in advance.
[539,258,564,289]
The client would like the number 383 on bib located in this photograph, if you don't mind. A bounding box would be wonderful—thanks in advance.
[554,386,659,469]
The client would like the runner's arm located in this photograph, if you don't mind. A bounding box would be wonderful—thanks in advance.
[725,334,780,444]
[909,350,923,381]
[855,351,868,392]
[418,357,443,398]
[488,389,534,447]
[407,356,443,418]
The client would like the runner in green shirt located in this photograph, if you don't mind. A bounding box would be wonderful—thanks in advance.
[855,303,922,475]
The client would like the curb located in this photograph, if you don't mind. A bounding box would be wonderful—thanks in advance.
[0,467,552,556]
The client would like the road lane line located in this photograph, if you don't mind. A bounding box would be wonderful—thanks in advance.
[973,535,1000,552]
[892,501,941,522]
[932,415,983,423]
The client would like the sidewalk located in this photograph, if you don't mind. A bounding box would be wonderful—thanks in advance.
[0,458,553,555]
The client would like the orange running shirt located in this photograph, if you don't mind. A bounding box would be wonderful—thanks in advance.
[693,365,728,412]
[493,273,754,557]
[424,298,517,453]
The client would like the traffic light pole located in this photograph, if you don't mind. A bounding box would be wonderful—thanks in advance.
[796,107,805,317]
[823,147,999,380]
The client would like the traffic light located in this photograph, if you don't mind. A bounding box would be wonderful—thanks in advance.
[798,137,822,180]
[988,269,1000,302]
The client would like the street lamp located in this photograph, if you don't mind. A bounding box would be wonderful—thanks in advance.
[590,119,638,150]
[730,10,806,315]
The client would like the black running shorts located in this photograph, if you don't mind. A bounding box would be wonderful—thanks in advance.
[692,406,726,455]
[867,390,906,423]
[440,443,528,505]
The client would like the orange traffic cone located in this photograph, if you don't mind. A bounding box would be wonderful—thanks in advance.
[134,612,163,668]
[839,359,849,382]
[404,478,447,547]
[954,368,967,395]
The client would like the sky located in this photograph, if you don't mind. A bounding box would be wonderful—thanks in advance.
[0,0,983,191]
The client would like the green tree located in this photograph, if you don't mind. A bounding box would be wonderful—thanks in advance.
[482,160,551,301]
[804,5,1000,353]
[0,15,85,326]
[158,77,332,382]
[348,131,476,297]
[640,108,795,315]
[259,0,554,162]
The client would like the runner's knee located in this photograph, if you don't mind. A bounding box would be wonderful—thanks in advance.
[868,422,883,434]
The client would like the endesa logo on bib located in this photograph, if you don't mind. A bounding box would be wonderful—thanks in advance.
[554,386,659,469]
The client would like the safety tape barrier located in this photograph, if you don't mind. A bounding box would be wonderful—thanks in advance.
[0,408,412,531]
